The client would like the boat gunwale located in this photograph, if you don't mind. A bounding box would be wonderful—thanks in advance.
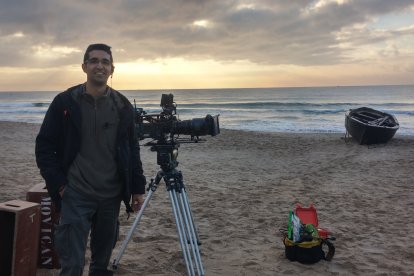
[346,107,399,130]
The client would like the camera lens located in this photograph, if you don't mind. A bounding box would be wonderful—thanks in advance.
[173,115,220,137]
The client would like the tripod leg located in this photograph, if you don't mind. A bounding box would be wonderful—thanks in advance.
[178,190,205,275]
[168,189,195,276]
[176,192,202,275]
[112,188,154,270]
[181,190,201,245]
[169,188,205,276]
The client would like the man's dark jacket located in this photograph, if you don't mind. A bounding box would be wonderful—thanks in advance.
[35,84,146,212]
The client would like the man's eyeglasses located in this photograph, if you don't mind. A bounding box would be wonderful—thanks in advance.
[86,58,112,66]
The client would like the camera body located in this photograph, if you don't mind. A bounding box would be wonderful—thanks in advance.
[134,94,220,143]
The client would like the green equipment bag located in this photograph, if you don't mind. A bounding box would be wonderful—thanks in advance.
[283,236,335,264]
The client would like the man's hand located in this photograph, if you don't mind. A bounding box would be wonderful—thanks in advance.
[132,194,145,212]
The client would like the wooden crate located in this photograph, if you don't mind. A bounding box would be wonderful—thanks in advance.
[0,200,41,276]
[26,183,61,269]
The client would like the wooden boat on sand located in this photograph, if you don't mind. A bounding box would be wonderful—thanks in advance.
[345,107,399,145]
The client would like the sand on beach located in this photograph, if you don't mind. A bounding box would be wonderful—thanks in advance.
[1,121,413,275]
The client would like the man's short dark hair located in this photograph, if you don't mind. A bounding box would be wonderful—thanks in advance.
[83,43,113,63]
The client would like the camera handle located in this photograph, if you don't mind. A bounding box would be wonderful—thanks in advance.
[112,145,205,276]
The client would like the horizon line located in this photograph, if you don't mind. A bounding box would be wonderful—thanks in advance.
[1,83,413,93]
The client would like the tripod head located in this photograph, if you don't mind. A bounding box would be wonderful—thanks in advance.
[148,140,180,172]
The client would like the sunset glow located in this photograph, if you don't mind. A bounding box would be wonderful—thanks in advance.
[0,1,413,91]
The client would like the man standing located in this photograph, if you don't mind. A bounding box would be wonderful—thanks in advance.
[35,43,146,275]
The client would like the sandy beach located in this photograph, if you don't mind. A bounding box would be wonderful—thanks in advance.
[1,121,413,275]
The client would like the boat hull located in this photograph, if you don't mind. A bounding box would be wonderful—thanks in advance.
[345,107,399,145]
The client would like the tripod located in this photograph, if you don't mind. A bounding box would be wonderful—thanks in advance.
[112,141,205,276]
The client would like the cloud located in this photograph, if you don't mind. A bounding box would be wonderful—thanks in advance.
[0,0,413,69]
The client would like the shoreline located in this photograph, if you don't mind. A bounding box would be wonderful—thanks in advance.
[1,121,414,275]
[2,120,414,137]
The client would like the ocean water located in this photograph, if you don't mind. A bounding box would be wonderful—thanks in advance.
[1,85,413,135]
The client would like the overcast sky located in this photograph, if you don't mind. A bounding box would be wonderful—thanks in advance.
[0,0,413,91]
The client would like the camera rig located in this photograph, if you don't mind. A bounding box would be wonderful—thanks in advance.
[134,93,220,171]
[113,94,219,275]
[134,93,220,143]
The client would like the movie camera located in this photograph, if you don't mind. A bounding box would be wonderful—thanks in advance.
[134,93,220,143]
